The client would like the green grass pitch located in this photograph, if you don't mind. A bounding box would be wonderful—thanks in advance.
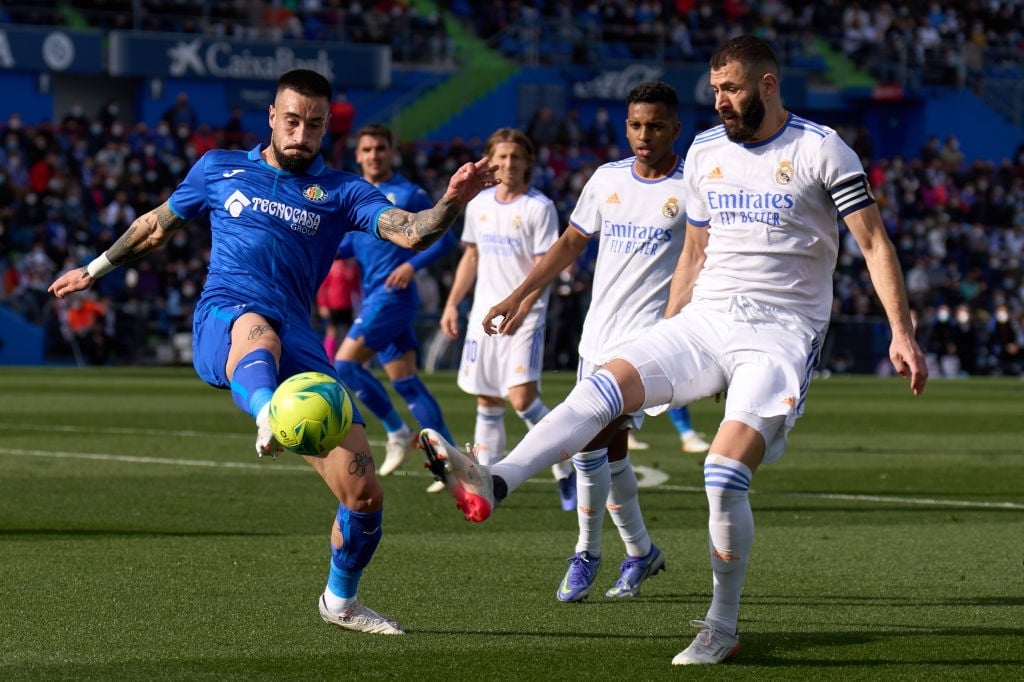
[0,367,1021,680]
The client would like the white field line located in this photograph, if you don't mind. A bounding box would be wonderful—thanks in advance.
[2,448,1022,511]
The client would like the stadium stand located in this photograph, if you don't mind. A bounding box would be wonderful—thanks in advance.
[0,1,1022,375]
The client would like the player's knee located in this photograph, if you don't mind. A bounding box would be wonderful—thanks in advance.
[334,359,364,386]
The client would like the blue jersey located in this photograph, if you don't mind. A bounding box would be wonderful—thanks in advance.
[169,145,394,325]
[336,172,450,293]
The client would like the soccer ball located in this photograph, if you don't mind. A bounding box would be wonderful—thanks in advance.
[268,371,353,456]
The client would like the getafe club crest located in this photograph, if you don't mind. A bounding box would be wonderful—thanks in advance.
[303,184,328,202]
[775,160,794,185]
[663,196,680,218]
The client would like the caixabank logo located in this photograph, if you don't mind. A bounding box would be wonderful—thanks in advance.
[166,39,335,81]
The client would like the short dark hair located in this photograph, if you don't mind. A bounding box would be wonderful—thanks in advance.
[355,123,395,148]
[276,69,332,102]
[709,35,780,77]
[626,81,680,115]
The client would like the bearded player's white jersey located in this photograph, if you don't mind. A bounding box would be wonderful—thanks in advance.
[461,185,559,328]
[684,113,874,328]
[569,155,687,364]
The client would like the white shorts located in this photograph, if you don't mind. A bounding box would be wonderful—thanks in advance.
[616,297,824,464]
[578,356,645,432]
[457,321,545,398]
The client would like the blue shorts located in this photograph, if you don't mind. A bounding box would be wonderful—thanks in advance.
[191,300,365,425]
[346,287,420,364]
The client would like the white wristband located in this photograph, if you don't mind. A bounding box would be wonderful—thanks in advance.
[86,252,115,278]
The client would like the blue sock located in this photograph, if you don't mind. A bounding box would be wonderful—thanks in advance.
[668,405,693,434]
[327,505,383,599]
[335,360,403,432]
[392,375,453,442]
[230,349,276,417]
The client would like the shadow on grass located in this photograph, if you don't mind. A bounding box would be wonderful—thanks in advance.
[736,627,1024,668]
[0,528,284,539]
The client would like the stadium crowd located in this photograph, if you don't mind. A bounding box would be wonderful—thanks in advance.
[1,1,1023,376]
[2,97,1023,377]
[5,2,1022,87]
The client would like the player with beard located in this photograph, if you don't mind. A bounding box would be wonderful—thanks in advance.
[49,69,497,636]
[420,36,927,664]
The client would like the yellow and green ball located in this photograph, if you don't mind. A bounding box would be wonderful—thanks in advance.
[268,371,353,456]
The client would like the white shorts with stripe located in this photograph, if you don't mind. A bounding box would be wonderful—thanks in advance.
[616,296,824,464]
[457,321,546,398]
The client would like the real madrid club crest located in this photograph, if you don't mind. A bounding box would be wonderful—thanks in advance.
[303,184,328,202]
[512,214,523,229]
[662,196,680,218]
[774,160,794,185]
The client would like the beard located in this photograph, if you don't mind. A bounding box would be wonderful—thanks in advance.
[270,139,318,173]
[721,93,766,143]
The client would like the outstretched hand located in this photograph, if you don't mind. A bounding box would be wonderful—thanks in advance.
[443,156,499,204]
[482,295,527,336]
[47,268,93,299]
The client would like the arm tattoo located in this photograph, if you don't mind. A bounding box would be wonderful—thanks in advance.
[349,449,371,477]
[106,203,187,266]
[247,324,274,340]
[377,198,461,250]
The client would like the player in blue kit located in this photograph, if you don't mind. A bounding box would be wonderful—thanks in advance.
[332,123,457,482]
[48,69,497,635]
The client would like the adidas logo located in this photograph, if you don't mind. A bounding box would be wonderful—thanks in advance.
[707,166,723,179]
[605,193,620,204]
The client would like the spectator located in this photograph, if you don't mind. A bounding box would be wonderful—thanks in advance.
[328,89,356,165]
[100,189,137,232]
[526,106,560,149]
[222,107,246,149]
[161,92,199,133]
[586,107,618,150]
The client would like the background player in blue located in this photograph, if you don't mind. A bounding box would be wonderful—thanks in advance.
[333,123,458,482]
[48,69,497,636]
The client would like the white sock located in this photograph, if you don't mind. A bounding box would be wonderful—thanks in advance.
[551,459,573,481]
[703,454,754,635]
[387,423,412,441]
[513,398,571,480]
[515,397,549,429]
[491,370,624,492]
[474,405,505,465]
[322,586,355,612]
[607,455,650,558]
[573,449,609,556]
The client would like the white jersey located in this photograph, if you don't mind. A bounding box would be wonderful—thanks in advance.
[684,113,872,328]
[570,156,686,364]
[462,185,559,328]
